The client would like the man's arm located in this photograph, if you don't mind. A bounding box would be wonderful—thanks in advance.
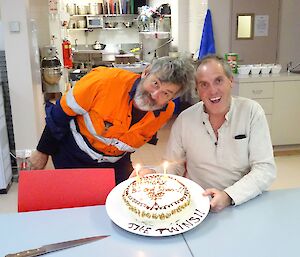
[224,106,276,205]
[29,125,60,170]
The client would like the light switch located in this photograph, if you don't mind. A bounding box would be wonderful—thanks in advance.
[9,21,20,32]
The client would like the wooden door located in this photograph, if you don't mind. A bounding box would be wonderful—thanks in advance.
[230,0,280,64]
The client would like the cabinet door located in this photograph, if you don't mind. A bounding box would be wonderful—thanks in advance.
[272,81,300,145]
[238,82,273,130]
[239,82,274,99]
[255,98,273,114]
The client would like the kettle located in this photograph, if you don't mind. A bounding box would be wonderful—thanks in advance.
[93,41,106,50]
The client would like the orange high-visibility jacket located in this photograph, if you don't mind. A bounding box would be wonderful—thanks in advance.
[60,67,175,159]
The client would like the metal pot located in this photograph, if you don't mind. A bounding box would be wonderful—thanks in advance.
[105,22,118,28]
[41,57,61,68]
[42,67,62,85]
[93,41,106,50]
[157,4,171,15]
[123,22,133,28]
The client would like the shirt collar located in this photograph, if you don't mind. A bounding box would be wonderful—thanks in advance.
[225,96,234,121]
[129,77,169,117]
[129,77,141,100]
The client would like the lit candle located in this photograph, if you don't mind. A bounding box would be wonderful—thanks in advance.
[163,161,168,178]
[135,163,141,183]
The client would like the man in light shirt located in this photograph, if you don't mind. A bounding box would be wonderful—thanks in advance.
[133,55,276,212]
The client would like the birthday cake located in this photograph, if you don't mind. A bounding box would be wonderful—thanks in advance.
[122,174,191,221]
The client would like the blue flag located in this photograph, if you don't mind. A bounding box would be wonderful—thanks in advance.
[198,9,216,60]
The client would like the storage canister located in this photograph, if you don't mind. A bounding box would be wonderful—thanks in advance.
[225,53,239,74]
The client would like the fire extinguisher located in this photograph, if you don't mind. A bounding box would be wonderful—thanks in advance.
[62,39,73,68]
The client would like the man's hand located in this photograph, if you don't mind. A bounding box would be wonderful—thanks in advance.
[29,150,49,170]
[129,168,156,178]
[203,188,232,212]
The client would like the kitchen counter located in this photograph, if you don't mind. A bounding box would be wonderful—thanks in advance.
[113,62,149,74]
[234,71,300,82]
[73,49,138,63]
[73,49,104,54]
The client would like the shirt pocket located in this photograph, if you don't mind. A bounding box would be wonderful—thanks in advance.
[225,136,250,173]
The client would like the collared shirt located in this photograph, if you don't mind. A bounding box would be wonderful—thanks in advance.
[42,67,174,163]
[164,96,276,205]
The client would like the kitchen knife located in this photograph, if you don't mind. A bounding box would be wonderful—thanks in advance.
[5,235,110,257]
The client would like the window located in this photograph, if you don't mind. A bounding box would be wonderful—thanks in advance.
[236,13,254,39]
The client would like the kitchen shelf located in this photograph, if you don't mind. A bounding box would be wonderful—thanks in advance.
[67,13,137,31]
[70,14,138,18]
[102,28,122,30]
[68,28,91,31]
[67,27,130,32]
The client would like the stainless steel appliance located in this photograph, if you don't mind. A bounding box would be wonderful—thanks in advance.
[139,32,172,62]
[87,16,104,28]
[40,46,64,99]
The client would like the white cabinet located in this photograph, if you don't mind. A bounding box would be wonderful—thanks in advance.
[272,81,300,145]
[235,73,300,146]
[237,81,274,131]
[0,85,12,192]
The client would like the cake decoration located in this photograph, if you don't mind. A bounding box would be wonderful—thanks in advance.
[122,174,191,222]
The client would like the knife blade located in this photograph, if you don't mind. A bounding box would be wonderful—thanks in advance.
[5,235,109,257]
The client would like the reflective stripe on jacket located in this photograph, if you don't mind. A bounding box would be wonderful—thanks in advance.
[60,67,175,159]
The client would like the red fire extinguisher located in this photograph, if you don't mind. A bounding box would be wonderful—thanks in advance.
[62,39,73,68]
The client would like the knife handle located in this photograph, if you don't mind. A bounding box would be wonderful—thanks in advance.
[5,248,46,257]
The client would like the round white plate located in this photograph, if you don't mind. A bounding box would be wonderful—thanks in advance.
[106,174,210,237]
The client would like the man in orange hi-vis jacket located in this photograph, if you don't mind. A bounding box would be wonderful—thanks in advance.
[30,57,195,184]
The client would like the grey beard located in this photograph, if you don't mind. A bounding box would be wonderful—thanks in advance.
[133,92,161,111]
[134,83,162,111]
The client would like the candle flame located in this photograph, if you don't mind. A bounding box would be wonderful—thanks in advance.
[163,161,169,170]
[135,163,141,172]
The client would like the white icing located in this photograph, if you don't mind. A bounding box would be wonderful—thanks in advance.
[123,174,191,221]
